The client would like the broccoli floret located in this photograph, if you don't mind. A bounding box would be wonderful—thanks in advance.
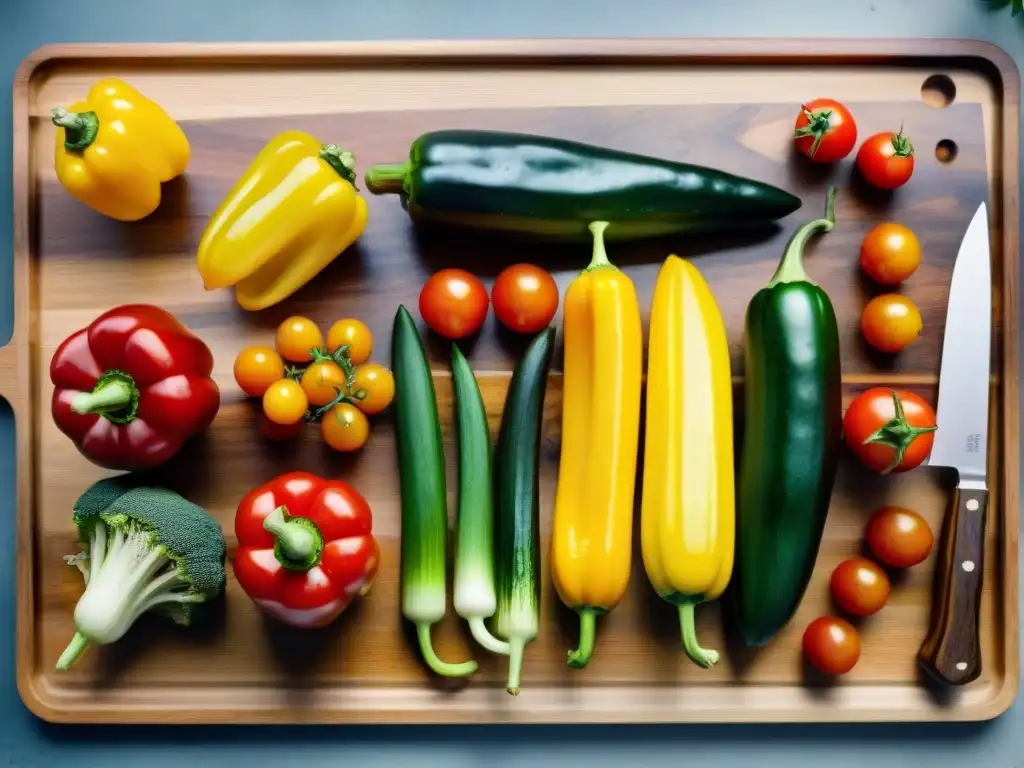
[56,477,226,671]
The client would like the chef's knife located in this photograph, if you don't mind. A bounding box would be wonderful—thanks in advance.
[918,202,992,686]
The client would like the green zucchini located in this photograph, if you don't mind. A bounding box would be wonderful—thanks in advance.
[733,188,842,647]
[392,305,477,677]
[494,327,555,694]
[451,343,509,655]
[365,130,802,241]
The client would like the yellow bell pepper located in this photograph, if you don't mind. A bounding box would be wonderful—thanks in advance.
[51,78,189,222]
[551,221,643,669]
[641,255,735,669]
[196,130,368,311]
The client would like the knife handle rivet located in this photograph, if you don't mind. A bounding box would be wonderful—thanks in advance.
[962,560,976,572]
[956,662,968,672]
[966,499,980,511]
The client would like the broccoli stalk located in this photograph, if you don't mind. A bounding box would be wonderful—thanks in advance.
[56,479,226,671]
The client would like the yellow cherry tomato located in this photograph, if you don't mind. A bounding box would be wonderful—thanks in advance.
[321,402,370,452]
[300,359,348,407]
[326,318,373,364]
[351,363,395,415]
[861,294,923,353]
[860,222,921,285]
[233,346,285,397]
[262,379,309,425]
[275,316,324,363]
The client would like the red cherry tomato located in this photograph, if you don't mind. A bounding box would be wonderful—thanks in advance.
[793,98,858,163]
[419,269,489,340]
[857,129,915,190]
[803,616,861,675]
[830,557,891,617]
[865,506,934,568]
[491,263,559,334]
[842,388,937,474]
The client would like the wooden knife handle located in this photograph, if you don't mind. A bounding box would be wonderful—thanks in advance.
[918,484,988,685]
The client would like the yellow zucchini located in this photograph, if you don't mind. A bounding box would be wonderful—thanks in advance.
[641,255,735,668]
[551,221,644,669]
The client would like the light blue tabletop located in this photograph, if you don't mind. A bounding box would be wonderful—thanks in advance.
[2,1,1022,766]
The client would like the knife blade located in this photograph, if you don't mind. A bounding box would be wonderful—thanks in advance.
[918,202,992,686]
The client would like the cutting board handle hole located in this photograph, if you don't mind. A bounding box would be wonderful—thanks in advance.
[935,139,959,164]
[921,74,956,108]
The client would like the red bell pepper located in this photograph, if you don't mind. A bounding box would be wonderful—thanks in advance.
[232,471,380,629]
[49,304,220,471]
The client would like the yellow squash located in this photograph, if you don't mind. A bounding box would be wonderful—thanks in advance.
[51,78,189,222]
[551,221,643,669]
[641,255,734,669]
[196,130,368,311]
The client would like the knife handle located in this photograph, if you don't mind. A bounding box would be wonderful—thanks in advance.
[918,483,988,685]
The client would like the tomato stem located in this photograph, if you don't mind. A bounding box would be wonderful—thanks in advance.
[863,390,937,474]
[793,105,834,158]
[890,126,914,158]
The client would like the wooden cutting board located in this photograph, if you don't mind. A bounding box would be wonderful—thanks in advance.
[5,39,1019,724]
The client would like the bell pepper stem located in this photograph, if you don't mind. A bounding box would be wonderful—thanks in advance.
[468,617,511,655]
[768,186,836,288]
[506,637,526,695]
[263,506,324,571]
[51,107,100,152]
[679,600,719,669]
[415,622,478,678]
[585,221,619,273]
[566,607,597,669]
[56,631,91,671]
[319,144,357,187]
[365,162,411,195]
[71,377,134,416]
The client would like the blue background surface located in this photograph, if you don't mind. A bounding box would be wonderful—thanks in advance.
[2,1,1022,766]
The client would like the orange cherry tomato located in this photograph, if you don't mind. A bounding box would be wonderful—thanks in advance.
[275,316,324,363]
[860,223,921,285]
[257,411,302,441]
[262,379,309,425]
[865,506,934,568]
[419,268,489,340]
[802,616,861,675]
[491,263,560,334]
[326,318,373,365]
[351,363,395,415]
[233,346,285,397]
[861,294,922,353]
[300,359,348,407]
[830,557,891,617]
[321,402,370,452]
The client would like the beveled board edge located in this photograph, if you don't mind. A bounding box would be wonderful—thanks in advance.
[9,37,1020,725]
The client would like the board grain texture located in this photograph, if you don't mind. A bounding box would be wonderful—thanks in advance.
[6,39,1020,725]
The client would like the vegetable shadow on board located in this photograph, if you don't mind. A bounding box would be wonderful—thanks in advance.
[87,595,228,688]
[720,379,759,677]
[142,430,218,502]
[227,241,371,333]
[848,163,900,214]
[262,601,367,704]
[410,220,786,280]
[785,145,845,189]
